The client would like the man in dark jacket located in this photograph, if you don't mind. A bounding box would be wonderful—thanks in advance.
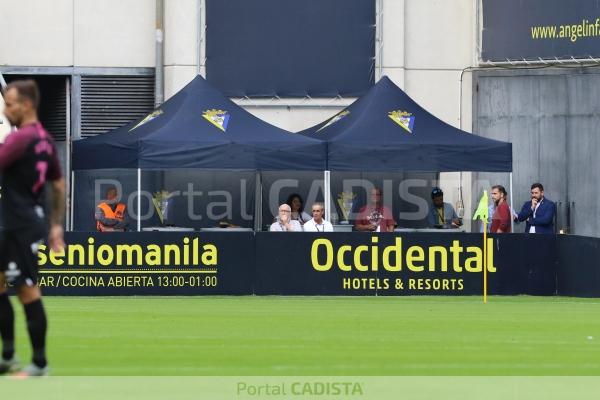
[516,183,555,234]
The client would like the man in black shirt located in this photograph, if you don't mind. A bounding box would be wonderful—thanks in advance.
[0,80,65,376]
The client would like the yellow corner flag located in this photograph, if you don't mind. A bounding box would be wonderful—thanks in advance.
[472,190,489,224]
[473,190,489,303]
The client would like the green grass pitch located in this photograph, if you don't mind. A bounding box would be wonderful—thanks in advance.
[8,296,600,375]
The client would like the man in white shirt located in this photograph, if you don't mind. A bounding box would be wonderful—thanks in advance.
[269,204,302,232]
[303,203,334,232]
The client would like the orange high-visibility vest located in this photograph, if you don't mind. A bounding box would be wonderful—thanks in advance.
[96,203,126,232]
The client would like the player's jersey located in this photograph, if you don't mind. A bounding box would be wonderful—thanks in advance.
[0,122,62,230]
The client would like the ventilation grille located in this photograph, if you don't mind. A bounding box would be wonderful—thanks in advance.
[39,79,67,141]
[80,75,155,138]
[4,74,68,141]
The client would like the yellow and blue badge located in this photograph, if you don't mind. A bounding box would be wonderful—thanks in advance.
[129,109,163,132]
[388,110,415,133]
[202,109,230,132]
[316,110,350,132]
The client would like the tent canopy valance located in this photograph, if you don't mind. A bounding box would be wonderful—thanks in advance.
[73,75,326,171]
[298,76,512,172]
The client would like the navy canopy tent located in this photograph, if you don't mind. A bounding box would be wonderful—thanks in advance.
[72,75,327,231]
[73,75,326,171]
[298,76,512,172]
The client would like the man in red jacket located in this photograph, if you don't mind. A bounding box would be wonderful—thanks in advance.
[490,185,511,233]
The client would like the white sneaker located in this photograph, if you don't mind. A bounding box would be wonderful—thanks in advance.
[12,363,49,377]
[0,356,20,374]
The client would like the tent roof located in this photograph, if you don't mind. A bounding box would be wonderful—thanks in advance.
[73,75,326,170]
[298,76,512,172]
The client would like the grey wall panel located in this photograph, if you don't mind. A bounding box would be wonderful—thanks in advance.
[474,73,563,233]
[474,68,600,237]
[565,74,600,237]
[566,116,599,237]
[536,76,568,224]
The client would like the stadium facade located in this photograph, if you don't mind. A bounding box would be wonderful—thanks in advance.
[1,0,600,236]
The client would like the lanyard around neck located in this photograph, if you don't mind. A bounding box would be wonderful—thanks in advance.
[436,207,444,224]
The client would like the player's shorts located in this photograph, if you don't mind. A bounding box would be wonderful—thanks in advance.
[0,228,45,287]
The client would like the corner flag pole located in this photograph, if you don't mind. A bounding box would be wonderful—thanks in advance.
[483,218,488,304]
[472,190,489,304]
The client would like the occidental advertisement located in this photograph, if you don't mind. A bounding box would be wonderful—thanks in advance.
[36,232,556,296]
[482,0,600,61]
[255,233,557,296]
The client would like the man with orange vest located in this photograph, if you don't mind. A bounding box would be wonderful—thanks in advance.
[95,186,128,232]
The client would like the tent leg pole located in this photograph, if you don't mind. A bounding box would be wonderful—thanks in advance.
[255,171,262,231]
[324,170,331,222]
[137,168,141,232]
[69,171,75,231]
[509,172,514,233]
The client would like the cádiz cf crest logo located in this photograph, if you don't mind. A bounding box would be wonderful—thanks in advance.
[202,109,230,132]
[388,110,415,133]
[152,190,175,225]
[129,109,163,132]
[316,110,350,132]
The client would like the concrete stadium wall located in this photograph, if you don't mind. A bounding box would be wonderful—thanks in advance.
[0,0,74,66]
[0,0,477,206]
[0,0,155,68]
[473,68,600,237]
[3,0,478,134]
[162,0,477,136]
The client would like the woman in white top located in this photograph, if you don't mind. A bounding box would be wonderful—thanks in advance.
[285,193,311,226]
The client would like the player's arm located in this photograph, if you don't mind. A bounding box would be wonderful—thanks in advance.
[0,133,29,170]
[48,178,66,252]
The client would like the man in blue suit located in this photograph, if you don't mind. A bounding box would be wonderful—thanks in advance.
[516,183,555,234]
